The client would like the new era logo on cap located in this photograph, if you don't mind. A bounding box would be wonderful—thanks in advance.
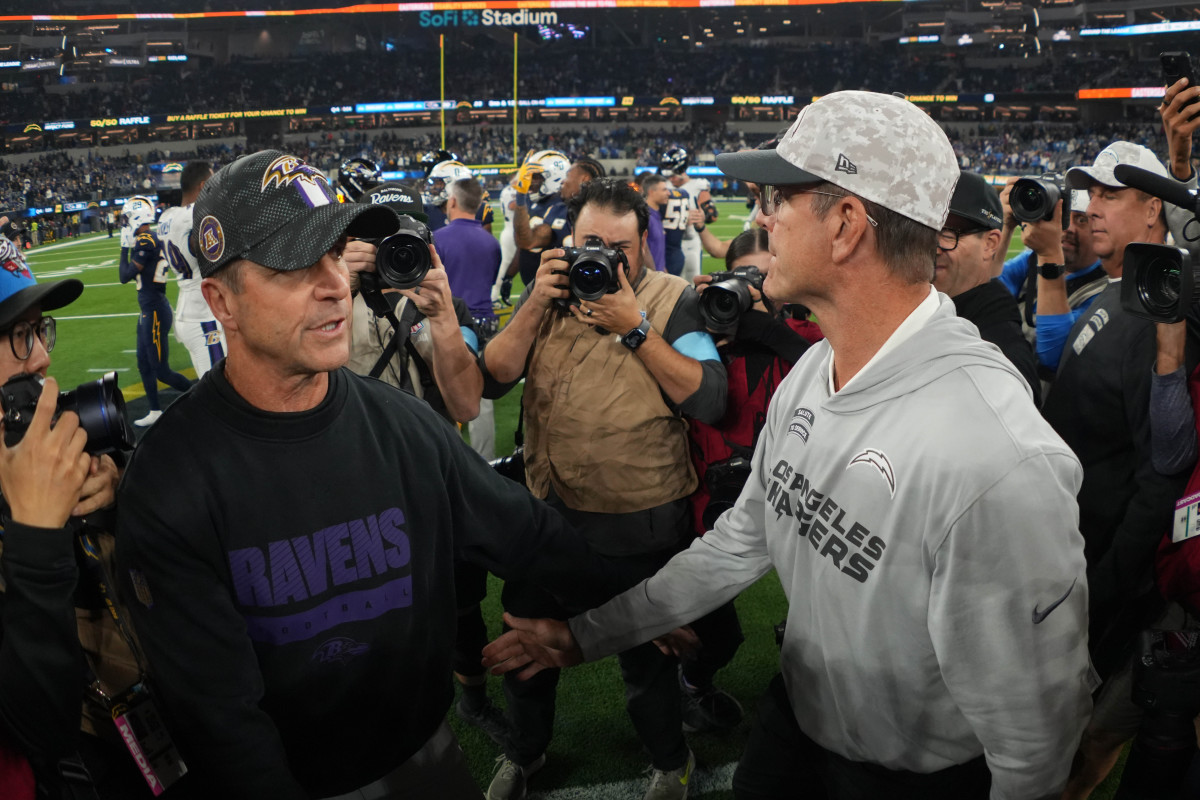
[835,154,858,175]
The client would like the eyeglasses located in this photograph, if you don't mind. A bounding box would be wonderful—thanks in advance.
[761,184,878,228]
[935,226,989,252]
[3,316,56,361]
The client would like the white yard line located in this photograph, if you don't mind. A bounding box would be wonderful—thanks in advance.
[529,761,735,799]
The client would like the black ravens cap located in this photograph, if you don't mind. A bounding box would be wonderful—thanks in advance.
[360,181,429,224]
[192,150,401,278]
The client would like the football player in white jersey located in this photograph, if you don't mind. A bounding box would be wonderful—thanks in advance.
[156,162,225,378]
[492,178,520,305]
[660,148,717,282]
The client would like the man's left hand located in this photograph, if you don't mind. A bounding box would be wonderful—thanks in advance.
[398,244,453,319]
[1161,77,1200,180]
[569,264,643,334]
[342,239,377,275]
[73,454,119,518]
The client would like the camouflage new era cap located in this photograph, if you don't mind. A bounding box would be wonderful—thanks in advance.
[1066,141,1168,191]
[192,150,401,278]
[715,90,959,230]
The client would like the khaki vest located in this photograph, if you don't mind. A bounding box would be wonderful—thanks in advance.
[524,270,697,514]
[347,293,434,396]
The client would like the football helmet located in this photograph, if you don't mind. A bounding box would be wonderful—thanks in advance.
[424,161,473,206]
[528,150,570,203]
[124,196,157,231]
[120,195,155,228]
[420,149,459,178]
[659,147,690,178]
[337,158,382,202]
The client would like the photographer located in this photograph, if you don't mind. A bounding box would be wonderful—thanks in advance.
[681,228,822,733]
[996,184,1105,371]
[479,177,726,800]
[934,171,1040,403]
[1046,140,1200,800]
[0,243,139,798]
[345,182,482,425]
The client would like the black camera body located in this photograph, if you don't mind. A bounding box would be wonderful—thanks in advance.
[702,455,753,530]
[554,238,629,311]
[701,266,765,335]
[361,214,434,292]
[1121,243,1197,323]
[0,372,132,455]
[1011,173,1071,229]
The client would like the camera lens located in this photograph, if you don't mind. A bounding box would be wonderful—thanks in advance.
[1011,180,1049,222]
[701,280,752,335]
[376,233,432,290]
[59,371,133,455]
[570,256,614,302]
[1137,255,1183,315]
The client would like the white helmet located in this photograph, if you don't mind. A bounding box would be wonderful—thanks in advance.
[529,150,570,203]
[423,161,473,206]
[122,195,156,229]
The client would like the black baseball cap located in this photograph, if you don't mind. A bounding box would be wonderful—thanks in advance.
[947,171,1003,231]
[192,150,401,278]
[360,181,429,224]
[0,236,81,330]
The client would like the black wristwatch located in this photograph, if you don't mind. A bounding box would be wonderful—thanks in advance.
[621,317,652,351]
[1038,262,1065,280]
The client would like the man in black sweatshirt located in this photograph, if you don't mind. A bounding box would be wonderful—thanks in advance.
[933,170,1041,404]
[115,150,617,800]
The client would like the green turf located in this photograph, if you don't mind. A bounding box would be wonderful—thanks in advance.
[24,207,1120,798]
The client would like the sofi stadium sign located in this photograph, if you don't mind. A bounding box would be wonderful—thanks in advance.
[418,9,559,27]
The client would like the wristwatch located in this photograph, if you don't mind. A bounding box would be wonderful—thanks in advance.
[621,317,652,351]
[1037,262,1065,280]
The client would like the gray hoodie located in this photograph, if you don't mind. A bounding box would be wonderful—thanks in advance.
[572,292,1093,800]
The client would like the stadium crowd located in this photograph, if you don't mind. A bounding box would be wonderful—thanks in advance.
[0,43,1173,126]
[4,64,1200,800]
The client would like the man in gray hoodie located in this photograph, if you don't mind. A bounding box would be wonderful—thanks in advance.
[483,91,1093,800]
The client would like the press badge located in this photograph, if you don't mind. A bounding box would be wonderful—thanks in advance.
[111,682,187,795]
[1172,490,1200,544]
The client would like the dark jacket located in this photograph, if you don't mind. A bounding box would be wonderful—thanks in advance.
[952,281,1042,406]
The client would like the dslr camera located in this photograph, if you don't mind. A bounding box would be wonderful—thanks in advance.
[554,237,628,312]
[0,371,132,454]
[360,214,434,292]
[700,266,765,335]
[1118,628,1200,795]
[1011,173,1071,229]
[702,456,752,530]
[1121,243,1196,324]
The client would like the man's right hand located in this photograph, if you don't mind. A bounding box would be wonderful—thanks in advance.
[482,612,584,680]
[1019,200,1066,265]
[343,239,377,275]
[1161,77,1200,180]
[513,156,545,196]
[530,249,572,311]
[0,377,90,529]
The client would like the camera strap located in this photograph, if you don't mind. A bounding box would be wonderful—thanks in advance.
[76,532,188,795]
[368,300,420,382]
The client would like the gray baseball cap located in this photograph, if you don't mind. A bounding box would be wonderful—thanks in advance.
[715,91,960,230]
[192,150,400,278]
[1066,141,1168,191]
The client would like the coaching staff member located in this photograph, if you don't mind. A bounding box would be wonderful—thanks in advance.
[484,92,1093,800]
[479,177,726,799]
[114,151,619,800]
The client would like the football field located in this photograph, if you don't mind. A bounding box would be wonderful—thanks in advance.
[22,202,1122,798]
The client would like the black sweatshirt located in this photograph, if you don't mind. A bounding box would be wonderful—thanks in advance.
[1043,282,1196,674]
[116,365,617,799]
[951,280,1042,406]
[0,522,84,771]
